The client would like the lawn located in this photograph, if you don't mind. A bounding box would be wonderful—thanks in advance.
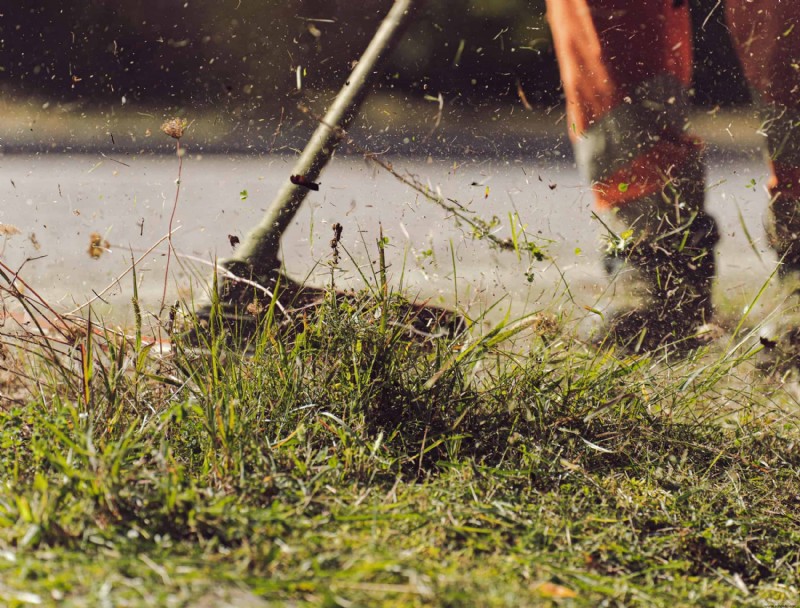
[1,258,799,607]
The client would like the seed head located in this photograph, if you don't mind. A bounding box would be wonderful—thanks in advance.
[88,232,111,259]
[161,117,188,140]
[0,223,21,237]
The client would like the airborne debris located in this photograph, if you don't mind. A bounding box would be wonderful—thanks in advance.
[88,232,111,259]
[453,38,466,67]
[295,16,337,23]
[516,78,533,111]
[760,336,777,349]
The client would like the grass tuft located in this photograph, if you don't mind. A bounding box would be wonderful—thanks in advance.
[1,259,800,606]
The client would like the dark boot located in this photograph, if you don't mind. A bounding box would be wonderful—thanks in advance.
[766,196,800,276]
[598,156,720,353]
[758,197,800,372]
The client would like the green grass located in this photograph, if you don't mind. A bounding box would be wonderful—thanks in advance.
[1,265,800,607]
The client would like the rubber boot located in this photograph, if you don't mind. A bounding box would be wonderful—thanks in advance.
[598,154,720,353]
[758,197,800,373]
[766,196,800,275]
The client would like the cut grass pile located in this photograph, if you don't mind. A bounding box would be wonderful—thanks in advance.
[1,271,799,607]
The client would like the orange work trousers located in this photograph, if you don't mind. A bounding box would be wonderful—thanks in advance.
[546,0,800,209]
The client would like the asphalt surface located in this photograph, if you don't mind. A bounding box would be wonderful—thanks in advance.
[0,143,783,330]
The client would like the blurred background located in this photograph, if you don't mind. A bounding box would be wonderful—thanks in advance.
[1,0,750,152]
[0,1,775,326]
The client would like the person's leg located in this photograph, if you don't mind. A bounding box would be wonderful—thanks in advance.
[726,1,800,272]
[546,0,719,351]
[726,1,800,366]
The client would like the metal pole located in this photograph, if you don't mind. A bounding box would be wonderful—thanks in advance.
[228,0,420,279]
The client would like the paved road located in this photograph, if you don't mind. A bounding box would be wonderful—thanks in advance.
[0,150,782,326]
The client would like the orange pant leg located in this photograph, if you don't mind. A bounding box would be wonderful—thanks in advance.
[546,0,699,208]
[727,1,800,202]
